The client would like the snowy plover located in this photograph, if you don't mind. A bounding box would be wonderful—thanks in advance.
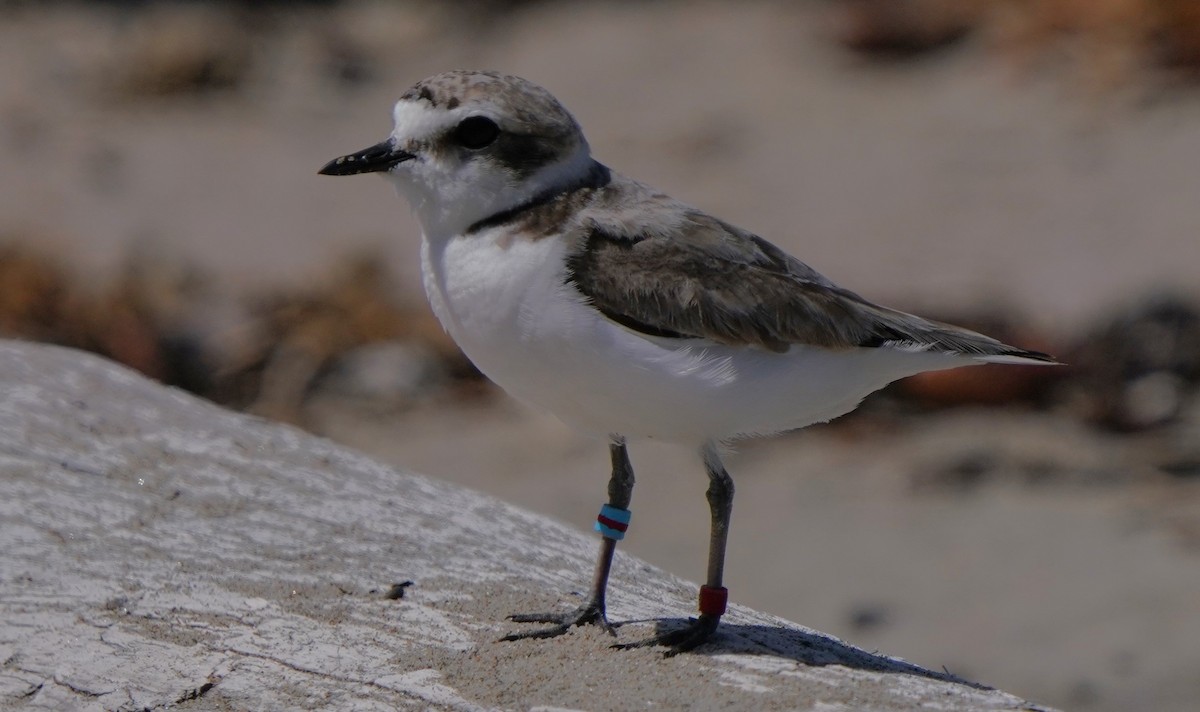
[320,70,1055,654]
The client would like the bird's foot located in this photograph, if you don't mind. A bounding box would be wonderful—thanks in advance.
[500,599,613,641]
[614,613,722,657]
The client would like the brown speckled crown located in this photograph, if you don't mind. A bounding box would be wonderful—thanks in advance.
[399,70,582,141]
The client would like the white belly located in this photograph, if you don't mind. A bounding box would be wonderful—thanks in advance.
[421,230,968,444]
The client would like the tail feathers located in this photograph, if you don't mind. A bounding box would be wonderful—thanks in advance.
[865,308,1061,366]
[880,338,1059,365]
[972,350,1060,366]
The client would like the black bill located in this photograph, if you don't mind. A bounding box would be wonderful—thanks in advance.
[318,140,414,176]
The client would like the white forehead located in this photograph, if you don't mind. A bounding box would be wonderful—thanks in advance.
[390,99,457,142]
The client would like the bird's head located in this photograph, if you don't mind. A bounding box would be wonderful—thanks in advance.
[320,70,592,238]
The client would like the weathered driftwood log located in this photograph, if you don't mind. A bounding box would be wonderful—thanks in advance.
[0,341,1050,711]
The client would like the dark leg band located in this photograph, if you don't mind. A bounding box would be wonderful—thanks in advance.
[698,585,728,617]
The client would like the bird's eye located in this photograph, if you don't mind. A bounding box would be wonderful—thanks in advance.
[452,116,500,150]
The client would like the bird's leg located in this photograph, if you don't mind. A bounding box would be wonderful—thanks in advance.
[501,436,635,641]
[618,440,733,655]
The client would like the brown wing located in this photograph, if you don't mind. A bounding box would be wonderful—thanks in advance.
[565,210,1054,362]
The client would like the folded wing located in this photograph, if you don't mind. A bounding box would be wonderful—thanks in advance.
[565,209,1055,364]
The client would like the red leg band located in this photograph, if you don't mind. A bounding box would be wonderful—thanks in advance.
[698,585,728,616]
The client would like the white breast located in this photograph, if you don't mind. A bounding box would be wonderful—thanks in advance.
[420,229,582,395]
[420,229,970,444]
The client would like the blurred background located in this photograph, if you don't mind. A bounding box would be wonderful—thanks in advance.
[2,1,1199,709]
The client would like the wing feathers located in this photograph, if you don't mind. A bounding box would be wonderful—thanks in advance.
[565,196,1054,363]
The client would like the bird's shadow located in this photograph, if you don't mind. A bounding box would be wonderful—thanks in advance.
[628,617,991,691]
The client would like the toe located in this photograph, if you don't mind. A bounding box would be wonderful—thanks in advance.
[500,600,611,641]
